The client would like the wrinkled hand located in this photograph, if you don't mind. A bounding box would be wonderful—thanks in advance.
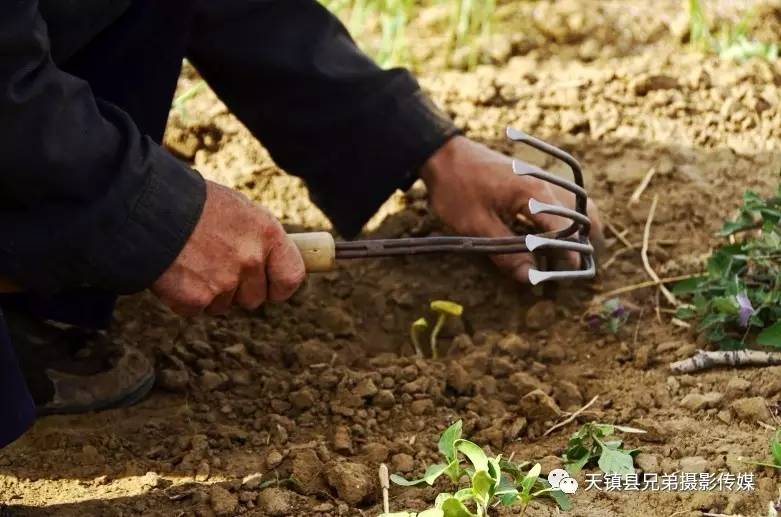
[152,180,306,316]
[420,136,603,283]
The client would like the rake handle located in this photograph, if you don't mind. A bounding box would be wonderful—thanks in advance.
[0,232,338,294]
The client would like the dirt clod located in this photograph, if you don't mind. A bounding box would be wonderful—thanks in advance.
[209,484,238,516]
[519,389,561,421]
[325,461,375,505]
[525,300,556,330]
[730,397,772,422]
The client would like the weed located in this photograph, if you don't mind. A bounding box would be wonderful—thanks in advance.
[688,0,777,62]
[585,298,629,335]
[384,420,571,516]
[674,185,781,350]
[561,422,645,476]
[739,427,781,470]
[319,0,495,68]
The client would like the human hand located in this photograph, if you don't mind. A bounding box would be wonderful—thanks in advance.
[419,136,603,283]
[152,180,306,316]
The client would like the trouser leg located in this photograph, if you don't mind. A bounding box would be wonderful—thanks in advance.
[0,309,35,448]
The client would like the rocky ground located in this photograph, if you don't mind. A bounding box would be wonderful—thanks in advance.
[2,1,781,516]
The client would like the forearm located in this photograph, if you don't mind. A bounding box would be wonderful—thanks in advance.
[0,1,205,293]
[188,0,460,237]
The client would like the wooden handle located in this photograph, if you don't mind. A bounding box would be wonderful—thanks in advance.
[0,232,337,294]
[289,231,336,273]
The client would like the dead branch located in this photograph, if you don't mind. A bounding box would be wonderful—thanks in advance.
[629,166,657,205]
[641,195,677,306]
[670,349,781,374]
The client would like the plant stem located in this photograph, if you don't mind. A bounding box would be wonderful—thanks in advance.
[430,314,445,359]
[410,327,423,357]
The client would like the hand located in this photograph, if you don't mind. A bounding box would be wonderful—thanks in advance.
[152,180,306,316]
[419,136,603,283]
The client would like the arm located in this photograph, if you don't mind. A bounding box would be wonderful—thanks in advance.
[188,0,460,238]
[0,0,205,293]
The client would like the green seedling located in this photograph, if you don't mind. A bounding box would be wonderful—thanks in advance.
[385,421,570,517]
[674,184,781,350]
[429,300,463,359]
[410,317,429,357]
[561,422,645,476]
[739,428,781,469]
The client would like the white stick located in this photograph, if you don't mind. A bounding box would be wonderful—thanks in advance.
[630,167,657,205]
[670,349,781,374]
[641,195,678,306]
[543,395,600,436]
[379,464,390,514]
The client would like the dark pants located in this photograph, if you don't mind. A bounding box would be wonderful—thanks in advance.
[0,0,189,447]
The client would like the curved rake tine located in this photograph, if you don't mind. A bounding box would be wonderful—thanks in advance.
[528,198,591,230]
[511,160,587,199]
[525,235,594,254]
[528,255,597,286]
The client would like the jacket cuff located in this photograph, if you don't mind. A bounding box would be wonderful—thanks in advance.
[310,88,461,238]
[86,149,206,294]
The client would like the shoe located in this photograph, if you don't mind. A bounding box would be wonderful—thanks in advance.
[4,309,155,416]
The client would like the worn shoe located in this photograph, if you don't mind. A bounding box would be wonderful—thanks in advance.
[5,309,155,416]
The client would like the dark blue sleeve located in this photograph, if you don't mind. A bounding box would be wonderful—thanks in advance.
[188,0,460,238]
[0,0,206,294]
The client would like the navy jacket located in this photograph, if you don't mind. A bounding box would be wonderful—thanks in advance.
[0,0,458,294]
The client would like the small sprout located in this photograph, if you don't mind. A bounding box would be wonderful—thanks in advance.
[429,300,464,359]
[738,427,781,469]
[410,318,429,358]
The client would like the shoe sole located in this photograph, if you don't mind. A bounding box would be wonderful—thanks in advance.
[36,370,156,417]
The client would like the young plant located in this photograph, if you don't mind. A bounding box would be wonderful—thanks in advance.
[429,300,463,359]
[585,298,629,335]
[739,427,781,469]
[384,421,571,517]
[688,0,777,62]
[410,317,428,357]
[674,186,781,350]
[561,422,645,476]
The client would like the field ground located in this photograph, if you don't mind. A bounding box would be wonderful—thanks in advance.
[2,0,781,515]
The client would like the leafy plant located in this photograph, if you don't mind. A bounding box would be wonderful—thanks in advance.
[384,420,571,517]
[688,0,778,62]
[585,298,629,335]
[674,186,781,350]
[561,423,645,476]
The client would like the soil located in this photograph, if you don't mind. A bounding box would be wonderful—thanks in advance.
[3,1,781,516]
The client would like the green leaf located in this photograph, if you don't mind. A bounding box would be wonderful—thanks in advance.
[471,470,494,503]
[672,276,708,294]
[564,453,590,476]
[438,420,463,461]
[535,479,573,511]
[758,321,781,348]
[598,447,635,475]
[455,440,488,472]
[771,429,781,466]
[713,296,739,314]
[452,488,474,502]
[391,463,449,486]
[440,498,477,517]
[380,513,417,517]
[520,463,541,493]
[418,509,445,517]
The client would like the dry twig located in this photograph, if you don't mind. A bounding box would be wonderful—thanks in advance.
[379,464,390,514]
[629,167,657,205]
[543,395,600,437]
[670,349,781,374]
[606,220,633,249]
[641,195,677,306]
[592,273,698,303]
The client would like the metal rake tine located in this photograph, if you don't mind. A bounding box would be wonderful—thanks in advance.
[528,198,591,230]
[528,255,597,286]
[511,160,587,198]
[525,234,594,254]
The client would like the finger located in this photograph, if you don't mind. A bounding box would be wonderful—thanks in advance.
[266,234,306,302]
[206,288,237,316]
[235,260,268,310]
[471,211,537,283]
